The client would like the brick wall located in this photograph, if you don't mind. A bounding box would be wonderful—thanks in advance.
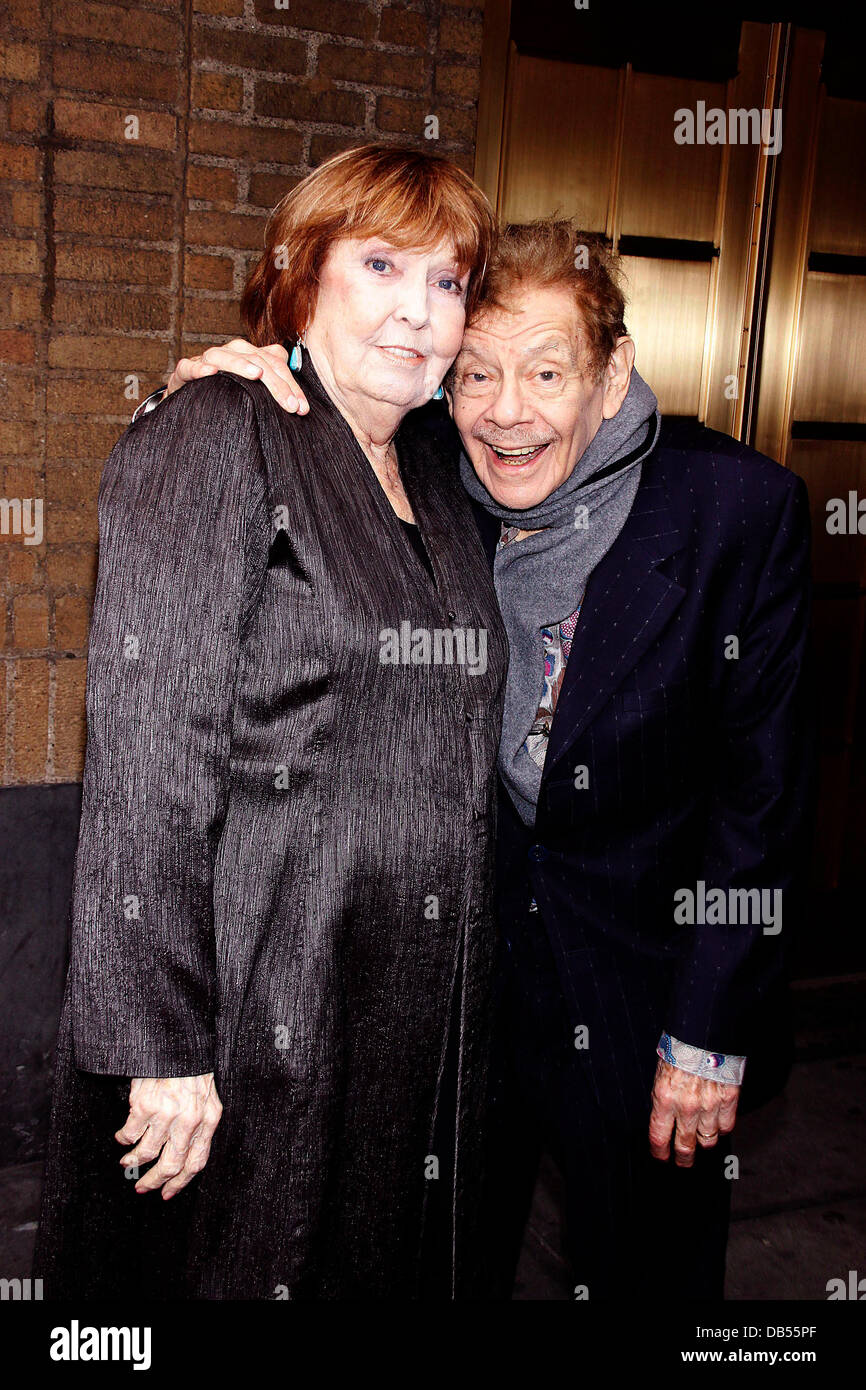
[0,0,486,786]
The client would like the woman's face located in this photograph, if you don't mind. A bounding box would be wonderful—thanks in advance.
[304,235,469,413]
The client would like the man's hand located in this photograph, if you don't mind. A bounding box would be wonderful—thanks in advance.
[648,1059,740,1168]
[116,1072,223,1199]
[166,340,309,414]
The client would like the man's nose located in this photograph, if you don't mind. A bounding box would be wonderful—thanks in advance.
[485,378,533,429]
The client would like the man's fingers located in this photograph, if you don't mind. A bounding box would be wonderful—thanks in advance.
[673,1104,700,1167]
[648,1094,676,1161]
[717,1086,740,1134]
[696,1100,721,1148]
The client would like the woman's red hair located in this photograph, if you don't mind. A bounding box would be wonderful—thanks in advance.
[241,144,496,346]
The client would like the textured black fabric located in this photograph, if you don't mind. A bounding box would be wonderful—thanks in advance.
[399,517,436,584]
[33,357,507,1300]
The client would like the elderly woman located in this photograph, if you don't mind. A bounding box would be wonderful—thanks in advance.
[34,145,507,1300]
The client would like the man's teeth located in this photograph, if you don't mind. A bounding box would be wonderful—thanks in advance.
[490,444,545,458]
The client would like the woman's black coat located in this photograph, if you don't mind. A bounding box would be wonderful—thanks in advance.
[33,356,508,1299]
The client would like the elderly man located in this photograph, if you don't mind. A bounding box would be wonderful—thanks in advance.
[138,220,813,1299]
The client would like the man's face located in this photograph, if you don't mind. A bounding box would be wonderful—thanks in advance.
[450,285,634,510]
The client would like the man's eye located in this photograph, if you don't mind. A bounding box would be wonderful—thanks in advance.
[537,370,559,382]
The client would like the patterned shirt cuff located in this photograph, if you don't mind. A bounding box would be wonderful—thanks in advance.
[132,386,168,422]
[657,1031,746,1085]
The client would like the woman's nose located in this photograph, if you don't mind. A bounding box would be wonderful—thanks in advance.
[393,273,431,329]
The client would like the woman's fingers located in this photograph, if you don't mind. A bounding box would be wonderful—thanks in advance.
[115,1074,223,1196]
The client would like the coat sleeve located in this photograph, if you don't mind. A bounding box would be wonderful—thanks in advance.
[667,472,815,1056]
[66,374,271,1077]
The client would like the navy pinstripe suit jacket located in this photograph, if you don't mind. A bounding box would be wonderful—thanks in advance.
[470,417,815,1123]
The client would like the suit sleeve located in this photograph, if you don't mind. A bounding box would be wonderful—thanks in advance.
[66,375,270,1077]
[668,473,815,1056]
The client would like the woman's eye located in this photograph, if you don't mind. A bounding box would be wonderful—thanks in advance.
[437,277,463,293]
[368,258,392,273]
[537,370,558,382]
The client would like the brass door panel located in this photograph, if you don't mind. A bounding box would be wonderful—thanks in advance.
[498,54,620,228]
[793,276,866,425]
[810,98,866,257]
[620,257,711,416]
[618,73,724,243]
[789,440,866,588]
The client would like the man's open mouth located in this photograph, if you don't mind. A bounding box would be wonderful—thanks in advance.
[484,441,550,467]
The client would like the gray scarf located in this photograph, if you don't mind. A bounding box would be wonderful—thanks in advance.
[458,369,661,825]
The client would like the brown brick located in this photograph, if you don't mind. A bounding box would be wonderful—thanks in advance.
[255,80,364,127]
[12,592,49,649]
[377,95,475,143]
[48,422,125,461]
[254,0,376,40]
[0,143,40,181]
[439,13,483,58]
[2,462,40,496]
[52,4,182,55]
[194,0,244,13]
[53,658,88,781]
[0,420,39,454]
[46,502,99,545]
[10,283,41,324]
[435,63,479,101]
[54,149,176,196]
[379,6,428,48]
[184,253,234,290]
[0,376,38,418]
[55,244,173,286]
[185,209,268,251]
[11,659,50,782]
[48,376,155,415]
[0,238,39,274]
[53,99,177,151]
[45,544,97,589]
[192,71,244,113]
[247,171,301,208]
[53,288,172,335]
[182,297,243,336]
[5,0,48,29]
[54,194,174,241]
[186,164,238,205]
[374,94,428,135]
[7,544,41,587]
[0,331,35,364]
[48,335,171,371]
[8,91,47,134]
[0,40,40,83]
[11,191,41,228]
[194,28,306,75]
[318,43,425,91]
[53,48,180,103]
[55,592,91,651]
[309,133,366,167]
[189,119,303,165]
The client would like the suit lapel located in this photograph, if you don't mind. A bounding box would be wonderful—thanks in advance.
[543,471,686,778]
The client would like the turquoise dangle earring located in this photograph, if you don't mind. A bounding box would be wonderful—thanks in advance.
[433,384,444,400]
[289,333,305,371]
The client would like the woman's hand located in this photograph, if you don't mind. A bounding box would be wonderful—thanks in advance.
[116,1073,224,1199]
[166,340,309,414]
